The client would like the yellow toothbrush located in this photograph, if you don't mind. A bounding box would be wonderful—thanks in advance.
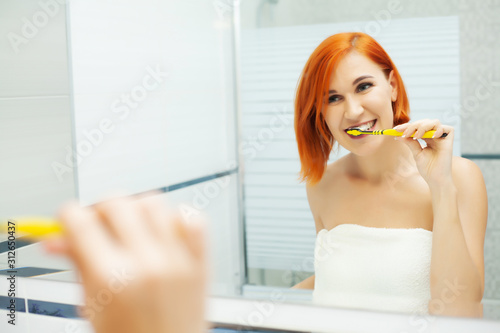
[346,128,448,138]
[1,217,62,240]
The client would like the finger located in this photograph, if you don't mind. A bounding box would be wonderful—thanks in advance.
[76,303,93,321]
[185,215,209,290]
[57,201,115,276]
[403,121,427,139]
[169,206,208,260]
[184,213,209,265]
[440,125,454,139]
[431,126,444,139]
[138,195,178,242]
[134,189,163,200]
[94,197,152,252]
[138,197,195,266]
[42,238,69,255]
[138,196,207,275]
[172,206,194,245]
[425,125,453,146]
[413,119,440,140]
[393,122,410,132]
[401,123,419,138]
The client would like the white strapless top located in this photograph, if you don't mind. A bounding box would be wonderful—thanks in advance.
[313,224,432,315]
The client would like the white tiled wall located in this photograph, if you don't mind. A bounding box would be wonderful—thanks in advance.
[68,0,238,206]
[0,1,76,219]
[67,0,242,295]
[1,2,244,321]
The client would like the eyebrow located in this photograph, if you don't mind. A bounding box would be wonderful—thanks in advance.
[328,75,374,94]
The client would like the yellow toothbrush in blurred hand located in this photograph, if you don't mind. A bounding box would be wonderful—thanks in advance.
[1,217,62,240]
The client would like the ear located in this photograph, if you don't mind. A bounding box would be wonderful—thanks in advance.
[388,70,398,102]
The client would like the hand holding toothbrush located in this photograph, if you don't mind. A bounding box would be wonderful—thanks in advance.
[393,119,454,188]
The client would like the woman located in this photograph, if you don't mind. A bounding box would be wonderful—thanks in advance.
[291,32,487,317]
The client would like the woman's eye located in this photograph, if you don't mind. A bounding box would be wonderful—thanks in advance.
[329,95,341,103]
[357,82,373,92]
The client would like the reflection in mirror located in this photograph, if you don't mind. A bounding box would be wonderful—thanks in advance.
[240,0,499,320]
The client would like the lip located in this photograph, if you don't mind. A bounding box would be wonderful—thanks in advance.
[345,119,377,139]
[344,119,376,132]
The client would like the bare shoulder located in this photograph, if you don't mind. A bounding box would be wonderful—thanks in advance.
[306,156,345,196]
[451,156,486,186]
[306,157,346,233]
[451,155,488,225]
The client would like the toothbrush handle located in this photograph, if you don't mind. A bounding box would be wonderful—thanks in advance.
[382,129,447,138]
[419,130,448,139]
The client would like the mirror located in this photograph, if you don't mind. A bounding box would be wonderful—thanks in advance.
[239,0,499,321]
[1,0,498,325]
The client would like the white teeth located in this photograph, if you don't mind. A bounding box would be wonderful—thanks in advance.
[349,120,374,131]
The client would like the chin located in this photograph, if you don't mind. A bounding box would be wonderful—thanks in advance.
[341,136,385,157]
[349,147,378,157]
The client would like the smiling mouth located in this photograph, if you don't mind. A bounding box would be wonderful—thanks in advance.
[345,119,377,133]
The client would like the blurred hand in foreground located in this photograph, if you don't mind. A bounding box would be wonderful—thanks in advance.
[44,194,209,333]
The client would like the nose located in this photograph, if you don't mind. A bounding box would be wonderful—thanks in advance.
[344,95,364,119]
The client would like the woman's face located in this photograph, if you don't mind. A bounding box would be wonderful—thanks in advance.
[324,51,398,156]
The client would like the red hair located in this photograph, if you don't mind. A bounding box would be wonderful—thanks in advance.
[294,32,410,186]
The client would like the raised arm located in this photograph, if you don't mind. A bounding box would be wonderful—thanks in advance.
[394,120,487,317]
[427,156,487,317]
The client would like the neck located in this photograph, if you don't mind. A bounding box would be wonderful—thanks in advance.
[345,137,417,184]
